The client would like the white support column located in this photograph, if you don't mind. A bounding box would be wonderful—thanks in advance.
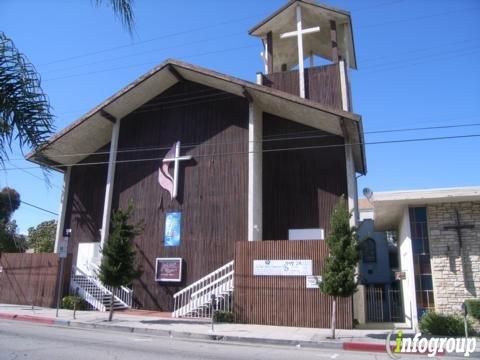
[248,102,262,241]
[339,59,358,227]
[339,60,350,112]
[296,5,305,98]
[54,166,71,253]
[344,147,358,227]
[100,119,121,249]
[399,207,418,329]
[263,38,269,74]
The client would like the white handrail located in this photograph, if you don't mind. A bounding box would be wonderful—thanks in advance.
[88,263,133,307]
[173,261,234,318]
[71,265,133,310]
[173,261,234,298]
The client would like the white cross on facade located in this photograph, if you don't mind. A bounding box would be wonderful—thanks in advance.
[159,141,192,199]
[279,5,320,98]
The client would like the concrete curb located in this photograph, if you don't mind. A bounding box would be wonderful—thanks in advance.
[0,311,380,352]
[0,312,55,325]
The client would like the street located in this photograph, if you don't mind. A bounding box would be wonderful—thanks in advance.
[0,320,472,360]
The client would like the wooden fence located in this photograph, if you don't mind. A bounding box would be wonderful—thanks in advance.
[233,240,353,328]
[0,253,69,308]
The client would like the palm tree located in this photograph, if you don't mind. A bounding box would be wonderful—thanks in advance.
[0,0,135,164]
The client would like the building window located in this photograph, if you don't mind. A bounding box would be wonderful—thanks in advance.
[363,238,377,263]
[409,207,435,318]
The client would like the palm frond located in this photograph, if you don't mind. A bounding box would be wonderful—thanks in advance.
[94,0,136,35]
[0,32,54,165]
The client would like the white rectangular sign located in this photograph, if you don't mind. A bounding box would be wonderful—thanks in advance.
[306,275,322,289]
[253,260,312,276]
[288,228,324,240]
[58,237,69,259]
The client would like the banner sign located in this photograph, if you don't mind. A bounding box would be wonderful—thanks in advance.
[253,259,312,276]
[164,212,181,247]
[155,258,182,282]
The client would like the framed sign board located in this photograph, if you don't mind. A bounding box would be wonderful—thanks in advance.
[253,259,312,276]
[155,258,182,282]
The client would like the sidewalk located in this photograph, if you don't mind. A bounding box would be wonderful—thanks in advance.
[0,303,408,352]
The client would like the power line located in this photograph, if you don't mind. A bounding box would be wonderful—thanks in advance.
[359,36,480,64]
[357,6,479,29]
[363,48,480,74]
[33,4,478,80]
[351,0,404,12]
[44,44,258,81]
[20,200,58,216]
[6,161,60,189]
[4,133,480,171]
[41,31,247,76]
[39,12,268,67]
[37,0,408,68]
[6,120,480,162]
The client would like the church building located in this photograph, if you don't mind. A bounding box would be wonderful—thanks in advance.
[27,1,367,327]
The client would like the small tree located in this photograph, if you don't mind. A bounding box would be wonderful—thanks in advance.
[99,204,142,321]
[320,196,359,339]
[0,188,25,253]
[27,220,56,253]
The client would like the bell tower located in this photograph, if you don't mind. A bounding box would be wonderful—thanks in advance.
[249,0,361,228]
[249,0,356,112]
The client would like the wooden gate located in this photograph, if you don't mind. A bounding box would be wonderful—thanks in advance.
[233,240,353,328]
[0,253,69,307]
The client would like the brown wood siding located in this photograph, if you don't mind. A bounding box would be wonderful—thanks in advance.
[262,113,347,240]
[64,149,109,266]
[0,253,70,307]
[262,64,342,110]
[234,240,353,328]
[112,81,249,311]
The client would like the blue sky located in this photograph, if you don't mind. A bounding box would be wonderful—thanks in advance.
[1,0,479,234]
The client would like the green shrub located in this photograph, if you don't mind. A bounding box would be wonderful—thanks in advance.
[213,310,234,323]
[465,299,480,320]
[61,295,87,310]
[419,312,473,336]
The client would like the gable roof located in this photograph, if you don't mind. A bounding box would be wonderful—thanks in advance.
[27,59,366,174]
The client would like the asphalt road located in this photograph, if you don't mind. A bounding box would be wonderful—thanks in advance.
[0,320,471,360]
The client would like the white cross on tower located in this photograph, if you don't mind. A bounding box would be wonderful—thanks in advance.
[280,4,320,98]
[160,141,192,199]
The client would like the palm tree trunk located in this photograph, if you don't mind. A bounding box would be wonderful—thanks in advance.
[108,289,115,321]
[331,296,337,339]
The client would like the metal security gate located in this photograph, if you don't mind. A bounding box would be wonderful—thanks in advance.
[366,286,405,323]
[388,289,404,322]
[366,286,384,322]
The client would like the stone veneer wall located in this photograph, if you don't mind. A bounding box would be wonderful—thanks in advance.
[428,201,480,315]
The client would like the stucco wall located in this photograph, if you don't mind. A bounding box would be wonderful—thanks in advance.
[358,219,392,284]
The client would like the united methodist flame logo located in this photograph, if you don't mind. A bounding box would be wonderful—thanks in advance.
[158,141,192,200]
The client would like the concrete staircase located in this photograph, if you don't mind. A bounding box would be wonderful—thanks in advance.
[70,266,132,312]
[173,261,234,318]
